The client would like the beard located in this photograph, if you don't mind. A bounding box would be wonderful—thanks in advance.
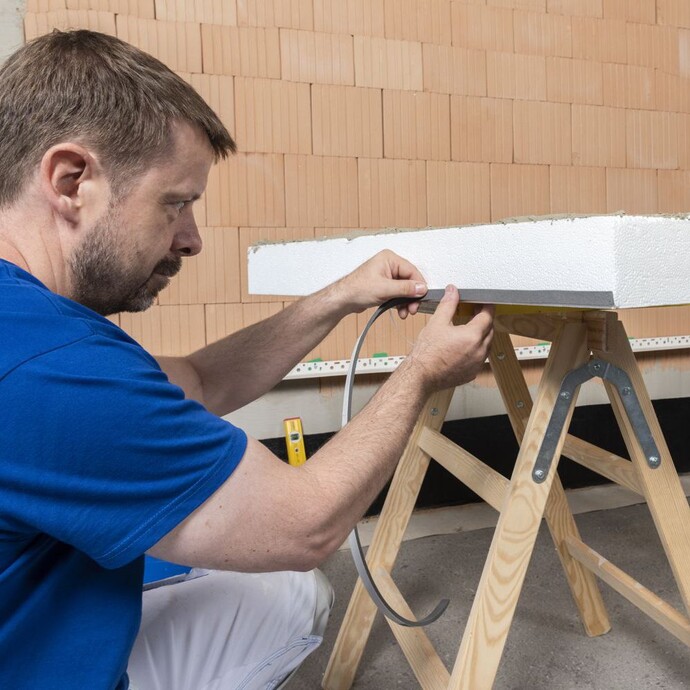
[69,214,181,317]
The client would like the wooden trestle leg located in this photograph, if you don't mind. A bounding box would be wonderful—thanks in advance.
[490,330,611,638]
[594,320,690,616]
[447,321,590,689]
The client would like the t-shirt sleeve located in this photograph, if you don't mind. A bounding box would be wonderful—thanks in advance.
[3,332,247,569]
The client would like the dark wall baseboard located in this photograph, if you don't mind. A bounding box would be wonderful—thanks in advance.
[261,397,690,516]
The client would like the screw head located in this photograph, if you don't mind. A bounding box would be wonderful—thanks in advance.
[592,362,602,372]
[621,387,631,396]
[534,469,545,480]
[497,352,506,361]
[648,455,660,467]
[516,400,525,409]
[560,391,571,400]
[430,407,439,416]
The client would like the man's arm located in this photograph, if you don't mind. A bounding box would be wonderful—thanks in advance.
[148,286,494,572]
[156,250,429,415]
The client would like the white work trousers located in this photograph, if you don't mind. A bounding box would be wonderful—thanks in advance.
[127,569,333,690]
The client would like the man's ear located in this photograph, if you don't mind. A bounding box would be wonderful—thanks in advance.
[39,143,106,225]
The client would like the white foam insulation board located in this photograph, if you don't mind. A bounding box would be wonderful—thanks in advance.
[248,215,690,309]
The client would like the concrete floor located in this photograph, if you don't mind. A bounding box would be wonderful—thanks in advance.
[298,503,690,689]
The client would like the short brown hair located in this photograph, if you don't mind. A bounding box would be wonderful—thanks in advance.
[0,29,236,207]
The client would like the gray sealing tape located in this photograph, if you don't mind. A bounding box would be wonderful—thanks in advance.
[342,291,450,628]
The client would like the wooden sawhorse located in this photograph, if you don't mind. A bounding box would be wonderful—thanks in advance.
[323,310,690,689]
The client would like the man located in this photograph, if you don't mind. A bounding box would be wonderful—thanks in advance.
[0,29,494,689]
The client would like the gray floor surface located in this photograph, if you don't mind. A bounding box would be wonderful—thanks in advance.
[296,503,690,689]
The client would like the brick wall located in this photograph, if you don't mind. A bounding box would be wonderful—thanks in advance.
[23,0,690,359]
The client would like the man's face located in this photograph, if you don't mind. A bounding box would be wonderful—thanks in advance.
[69,122,214,316]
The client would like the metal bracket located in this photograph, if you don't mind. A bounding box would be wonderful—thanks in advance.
[532,358,660,483]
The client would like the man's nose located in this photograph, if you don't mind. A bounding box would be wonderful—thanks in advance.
[172,219,203,257]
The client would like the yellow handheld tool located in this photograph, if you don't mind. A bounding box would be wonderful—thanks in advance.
[284,417,307,466]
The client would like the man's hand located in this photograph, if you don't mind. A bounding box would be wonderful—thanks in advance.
[328,249,429,319]
[405,285,494,394]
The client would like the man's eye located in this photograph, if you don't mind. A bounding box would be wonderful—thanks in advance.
[173,201,187,213]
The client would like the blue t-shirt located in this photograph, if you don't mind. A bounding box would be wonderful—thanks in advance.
[0,260,248,688]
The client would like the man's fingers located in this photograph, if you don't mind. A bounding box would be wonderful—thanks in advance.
[466,304,495,336]
[431,285,460,322]
[381,279,427,302]
[385,251,427,285]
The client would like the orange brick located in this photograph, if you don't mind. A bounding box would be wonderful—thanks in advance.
[658,170,690,212]
[205,304,243,343]
[284,155,359,227]
[572,105,625,167]
[280,29,354,85]
[26,0,65,10]
[606,168,657,214]
[236,0,314,29]
[312,85,383,158]
[546,56,603,104]
[239,228,315,302]
[451,96,513,163]
[356,309,395,359]
[658,0,690,28]
[619,306,690,340]
[358,159,427,227]
[352,308,427,359]
[655,71,690,113]
[513,101,571,166]
[205,154,285,227]
[513,10,572,57]
[314,227,365,238]
[571,16,626,63]
[487,52,547,100]
[205,303,285,343]
[422,44,486,95]
[67,0,154,16]
[154,0,236,24]
[602,0,655,23]
[116,16,201,72]
[116,15,202,72]
[120,306,206,356]
[490,164,550,220]
[234,77,311,154]
[546,0,602,16]
[273,0,315,29]
[492,0,545,10]
[310,314,361,361]
[627,23,679,73]
[451,4,514,52]
[25,9,116,40]
[201,25,281,77]
[426,161,491,226]
[383,0,452,45]
[602,63,655,110]
[676,113,690,169]
[182,73,235,136]
[194,192,207,228]
[313,0,385,36]
[241,303,284,328]
[383,90,450,160]
[550,165,606,213]
[354,36,423,90]
[626,110,678,170]
[159,227,240,305]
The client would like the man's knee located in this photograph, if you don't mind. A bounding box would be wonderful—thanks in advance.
[312,569,334,638]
